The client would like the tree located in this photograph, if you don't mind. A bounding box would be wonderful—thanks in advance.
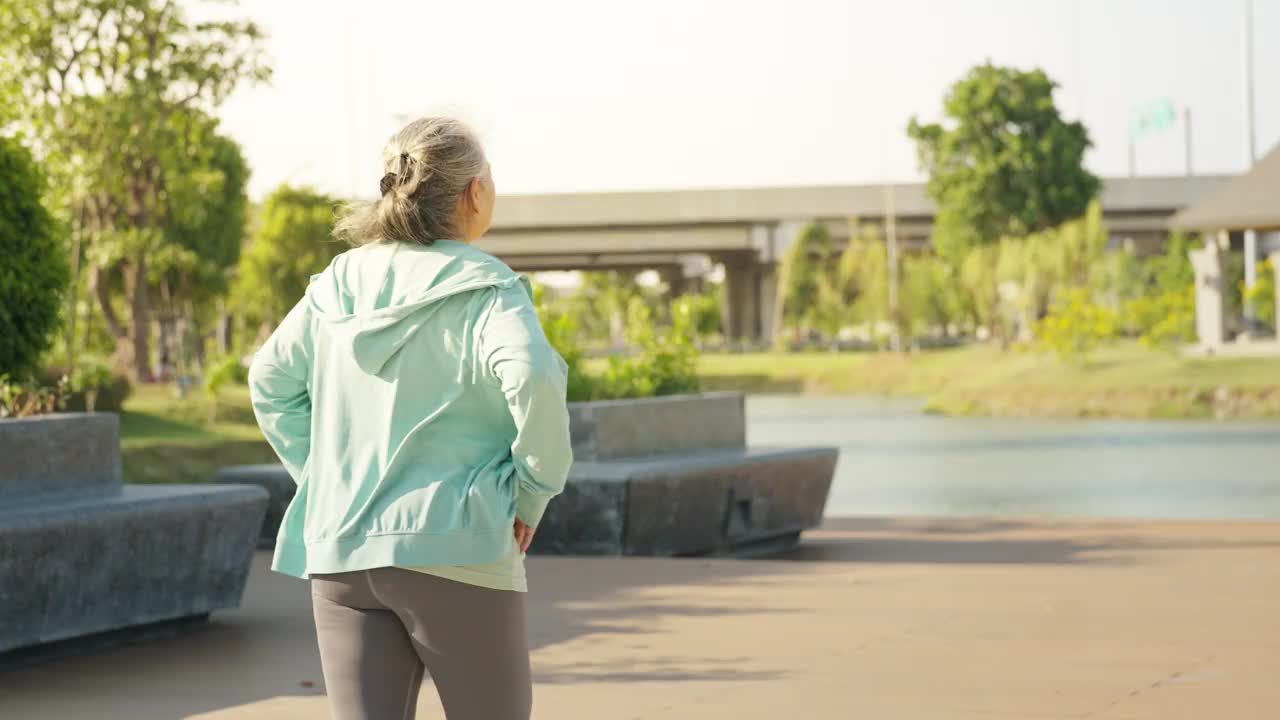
[572,271,646,348]
[235,185,343,333]
[152,117,251,372]
[774,221,834,340]
[835,223,890,333]
[994,200,1110,339]
[958,244,1003,341]
[0,135,68,378]
[1,0,270,379]
[900,254,961,340]
[1144,231,1196,293]
[908,63,1100,260]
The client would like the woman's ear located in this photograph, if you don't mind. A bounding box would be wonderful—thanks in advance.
[467,176,483,214]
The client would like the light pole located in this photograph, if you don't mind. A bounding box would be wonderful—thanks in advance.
[1244,0,1257,166]
[1183,106,1193,176]
[1242,0,1259,332]
[883,182,900,353]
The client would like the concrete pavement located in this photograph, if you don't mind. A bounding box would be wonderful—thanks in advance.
[2,517,1278,719]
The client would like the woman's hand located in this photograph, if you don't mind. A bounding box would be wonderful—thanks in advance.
[513,518,537,554]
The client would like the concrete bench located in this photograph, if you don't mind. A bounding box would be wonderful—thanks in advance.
[212,464,296,549]
[0,414,267,660]
[217,392,836,558]
[537,445,837,556]
[547,393,836,555]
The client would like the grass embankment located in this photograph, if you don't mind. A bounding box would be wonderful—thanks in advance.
[120,343,1278,485]
[692,343,1280,419]
[120,385,276,485]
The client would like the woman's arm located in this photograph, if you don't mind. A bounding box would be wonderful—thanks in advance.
[248,298,314,484]
[480,282,574,528]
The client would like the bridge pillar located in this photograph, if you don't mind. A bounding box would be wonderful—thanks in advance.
[758,262,778,342]
[721,258,753,340]
[720,258,778,342]
[680,255,712,296]
[657,265,686,298]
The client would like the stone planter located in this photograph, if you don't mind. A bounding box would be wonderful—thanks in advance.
[567,392,748,461]
[0,413,267,660]
[218,392,836,558]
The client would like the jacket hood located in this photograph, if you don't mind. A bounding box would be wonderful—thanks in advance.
[305,240,526,374]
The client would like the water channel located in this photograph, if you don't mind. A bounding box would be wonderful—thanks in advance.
[747,395,1280,520]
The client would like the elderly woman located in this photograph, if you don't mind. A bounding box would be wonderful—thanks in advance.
[250,116,573,720]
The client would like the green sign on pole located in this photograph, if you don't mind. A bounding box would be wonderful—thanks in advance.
[1130,98,1177,140]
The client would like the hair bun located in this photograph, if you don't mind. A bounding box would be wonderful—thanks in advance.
[335,116,486,246]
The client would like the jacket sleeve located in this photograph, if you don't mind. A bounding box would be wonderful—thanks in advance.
[248,297,314,484]
[479,282,574,527]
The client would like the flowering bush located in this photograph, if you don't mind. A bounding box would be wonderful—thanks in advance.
[1037,289,1118,363]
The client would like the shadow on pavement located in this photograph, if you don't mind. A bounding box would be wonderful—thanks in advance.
[782,516,1280,565]
[4,515,1279,717]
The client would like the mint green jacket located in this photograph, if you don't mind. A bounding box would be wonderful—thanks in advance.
[248,240,573,579]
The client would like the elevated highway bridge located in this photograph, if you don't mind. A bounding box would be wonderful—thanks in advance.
[475,176,1228,339]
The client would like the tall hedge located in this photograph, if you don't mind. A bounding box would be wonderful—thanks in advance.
[0,136,68,378]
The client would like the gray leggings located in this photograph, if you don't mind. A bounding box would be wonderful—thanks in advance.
[310,567,531,720]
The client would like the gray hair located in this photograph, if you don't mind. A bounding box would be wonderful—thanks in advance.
[335,117,487,245]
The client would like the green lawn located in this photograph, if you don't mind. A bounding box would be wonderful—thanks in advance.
[120,384,276,485]
[694,343,1280,418]
[119,343,1279,485]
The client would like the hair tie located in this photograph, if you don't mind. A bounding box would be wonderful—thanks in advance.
[380,153,415,196]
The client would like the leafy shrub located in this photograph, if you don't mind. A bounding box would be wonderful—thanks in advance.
[1122,286,1195,350]
[595,343,699,400]
[204,356,242,394]
[40,359,131,412]
[0,136,68,379]
[671,291,722,341]
[535,282,700,401]
[70,360,117,412]
[70,360,113,391]
[539,309,599,403]
[0,375,68,418]
[594,299,699,399]
[1037,289,1118,363]
[223,355,251,384]
[1244,258,1277,330]
[1142,289,1197,349]
[203,355,245,423]
[1145,232,1196,293]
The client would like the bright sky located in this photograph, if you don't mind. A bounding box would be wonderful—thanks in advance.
[205,0,1280,201]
